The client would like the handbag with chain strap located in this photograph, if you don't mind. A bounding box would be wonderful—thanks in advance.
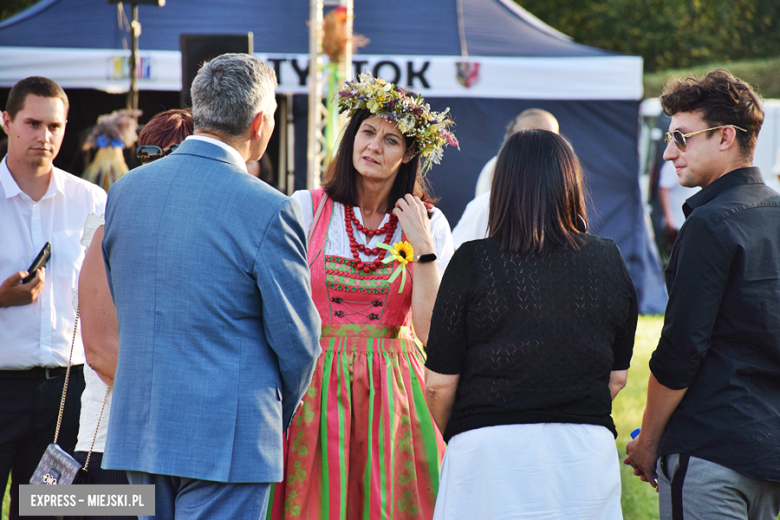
[30,309,110,485]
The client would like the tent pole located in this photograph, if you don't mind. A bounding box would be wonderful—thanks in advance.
[127,3,139,113]
[307,0,353,190]
[286,93,296,195]
[306,0,325,190]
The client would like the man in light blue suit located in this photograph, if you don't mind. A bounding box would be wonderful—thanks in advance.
[101,54,321,519]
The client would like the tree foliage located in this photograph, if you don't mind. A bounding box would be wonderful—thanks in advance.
[644,57,780,99]
[516,0,780,72]
[4,1,778,75]
[0,0,39,23]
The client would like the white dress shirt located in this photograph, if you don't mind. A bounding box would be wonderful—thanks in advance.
[474,156,497,197]
[185,135,249,173]
[0,157,106,369]
[451,191,491,249]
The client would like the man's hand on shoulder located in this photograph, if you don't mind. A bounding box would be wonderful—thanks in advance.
[0,269,46,308]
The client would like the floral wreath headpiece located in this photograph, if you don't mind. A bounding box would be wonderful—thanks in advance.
[337,72,459,174]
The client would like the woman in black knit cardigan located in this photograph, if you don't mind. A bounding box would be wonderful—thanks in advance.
[425,130,638,520]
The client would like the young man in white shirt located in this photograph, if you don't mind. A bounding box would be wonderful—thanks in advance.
[0,76,106,519]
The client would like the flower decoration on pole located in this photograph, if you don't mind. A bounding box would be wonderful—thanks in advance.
[377,241,414,293]
[336,72,459,175]
[322,7,369,166]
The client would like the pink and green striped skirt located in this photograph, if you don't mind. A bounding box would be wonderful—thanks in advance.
[267,325,445,519]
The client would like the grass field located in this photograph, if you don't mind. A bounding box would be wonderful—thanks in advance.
[615,315,664,519]
[2,316,666,519]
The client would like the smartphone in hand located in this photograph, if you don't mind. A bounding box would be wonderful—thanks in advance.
[22,242,51,284]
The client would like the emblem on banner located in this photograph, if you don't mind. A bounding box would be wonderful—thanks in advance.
[456,62,480,88]
[109,56,152,80]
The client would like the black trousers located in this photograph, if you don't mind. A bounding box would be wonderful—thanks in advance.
[0,366,84,520]
[64,451,134,520]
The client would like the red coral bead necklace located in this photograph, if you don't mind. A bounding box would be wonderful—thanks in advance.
[345,205,398,273]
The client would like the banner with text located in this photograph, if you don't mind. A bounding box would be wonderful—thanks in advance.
[0,47,642,100]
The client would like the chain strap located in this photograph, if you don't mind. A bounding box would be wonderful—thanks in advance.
[53,308,79,445]
[83,387,110,470]
[53,307,110,472]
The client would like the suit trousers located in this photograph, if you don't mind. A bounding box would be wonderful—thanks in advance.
[657,453,780,520]
[127,471,271,520]
[0,366,84,520]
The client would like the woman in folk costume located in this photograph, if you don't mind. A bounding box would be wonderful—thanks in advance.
[82,109,141,191]
[267,72,458,520]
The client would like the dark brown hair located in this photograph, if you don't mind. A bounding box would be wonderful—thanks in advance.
[323,108,436,210]
[661,70,763,158]
[489,130,587,256]
[5,77,69,119]
[139,108,194,149]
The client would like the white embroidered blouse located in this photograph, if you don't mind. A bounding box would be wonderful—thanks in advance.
[290,190,455,276]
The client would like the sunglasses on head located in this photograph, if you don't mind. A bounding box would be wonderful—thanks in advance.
[136,143,180,164]
[664,125,747,152]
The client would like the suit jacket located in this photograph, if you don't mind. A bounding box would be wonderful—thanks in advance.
[101,138,321,483]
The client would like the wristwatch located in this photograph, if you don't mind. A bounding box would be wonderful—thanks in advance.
[415,252,437,263]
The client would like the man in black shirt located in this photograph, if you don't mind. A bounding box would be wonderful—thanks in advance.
[625,70,780,519]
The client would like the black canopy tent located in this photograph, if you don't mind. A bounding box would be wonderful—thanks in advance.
[0,0,667,312]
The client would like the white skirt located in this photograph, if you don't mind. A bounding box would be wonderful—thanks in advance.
[433,423,623,520]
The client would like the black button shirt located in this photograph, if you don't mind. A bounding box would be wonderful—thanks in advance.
[650,167,780,482]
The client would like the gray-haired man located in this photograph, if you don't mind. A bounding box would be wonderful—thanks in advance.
[101,53,321,519]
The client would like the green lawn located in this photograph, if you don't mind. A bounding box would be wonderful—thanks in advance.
[614,317,780,520]
[615,315,664,519]
[2,477,7,520]
[0,316,665,519]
